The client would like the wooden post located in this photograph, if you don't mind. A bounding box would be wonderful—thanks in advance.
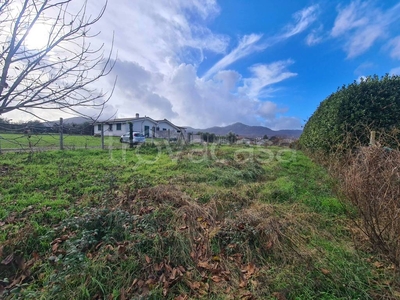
[101,123,105,150]
[370,131,376,146]
[59,118,64,150]
[129,122,133,148]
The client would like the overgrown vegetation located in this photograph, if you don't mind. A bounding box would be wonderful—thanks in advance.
[337,146,400,267]
[299,73,400,273]
[1,145,399,299]
[299,74,400,153]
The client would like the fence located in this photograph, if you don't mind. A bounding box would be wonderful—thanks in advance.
[0,119,192,152]
[0,118,106,153]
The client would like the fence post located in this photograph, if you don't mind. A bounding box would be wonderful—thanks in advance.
[129,122,133,148]
[370,131,376,146]
[101,123,105,150]
[59,118,64,150]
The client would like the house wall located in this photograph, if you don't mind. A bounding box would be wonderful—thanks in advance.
[94,119,157,137]
[132,120,157,137]
[94,122,127,136]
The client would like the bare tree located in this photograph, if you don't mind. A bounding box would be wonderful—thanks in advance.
[0,0,115,119]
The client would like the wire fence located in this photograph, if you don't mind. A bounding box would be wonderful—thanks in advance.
[0,118,108,152]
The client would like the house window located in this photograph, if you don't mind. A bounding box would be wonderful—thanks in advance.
[163,128,167,131]
[116,123,122,130]
[97,124,101,131]
[108,124,113,131]
[156,127,160,131]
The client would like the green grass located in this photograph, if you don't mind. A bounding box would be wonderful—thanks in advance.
[0,133,172,150]
[0,144,398,299]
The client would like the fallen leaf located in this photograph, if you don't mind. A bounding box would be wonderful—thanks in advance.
[178,265,185,273]
[117,245,126,255]
[272,292,287,300]
[1,253,14,265]
[188,281,201,289]
[197,261,211,270]
[170,268,178,280]
[212,255,221,262]
[240,291,254,299]
[52,243,59,253]
[120,288,126,300]
[239,279,247,288]
[321,268,330,275]
[265,240,274,250]
[373,261,384,268]
[211,275,223,283]
[145,255,151,264]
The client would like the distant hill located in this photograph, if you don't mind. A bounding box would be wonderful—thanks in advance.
[44,116,93,126]
[185,122,302,138]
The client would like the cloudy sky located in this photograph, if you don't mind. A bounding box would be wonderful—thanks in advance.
[11,0,400,130]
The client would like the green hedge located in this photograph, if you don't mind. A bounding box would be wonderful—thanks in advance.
[299,74,400,153]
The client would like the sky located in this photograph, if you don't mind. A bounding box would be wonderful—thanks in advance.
[8,0,400,130]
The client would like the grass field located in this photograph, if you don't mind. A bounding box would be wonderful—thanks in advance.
[0,144,399,299]
[0,133,123,150]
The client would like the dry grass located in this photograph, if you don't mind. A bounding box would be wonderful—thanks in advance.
[338,146,400,266]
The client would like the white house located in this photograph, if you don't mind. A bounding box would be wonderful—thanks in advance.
[93,114,186,139]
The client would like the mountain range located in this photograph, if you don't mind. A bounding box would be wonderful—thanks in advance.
[185,122,302,138]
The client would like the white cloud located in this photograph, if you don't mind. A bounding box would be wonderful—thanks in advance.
[266,116,303,130]
[203,5,318,79]
[305,25,324,46]
[202,34,264,79]
[390,67,400,75]
[331,1,400,58]
[331,1,369,37]
[239,60,297,99]
[92,0,229,75]
[281,5,319,39]
[388,36,400,59]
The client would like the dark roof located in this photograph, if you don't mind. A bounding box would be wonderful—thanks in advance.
[94,116,157,124]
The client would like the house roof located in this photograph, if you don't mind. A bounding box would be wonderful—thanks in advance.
[94,116,158,124]
[156,119,186,130]
[94,116,186,130]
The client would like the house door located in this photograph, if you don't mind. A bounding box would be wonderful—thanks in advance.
[144,125,149,137]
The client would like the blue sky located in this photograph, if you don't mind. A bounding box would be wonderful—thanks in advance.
[21,0,398,129]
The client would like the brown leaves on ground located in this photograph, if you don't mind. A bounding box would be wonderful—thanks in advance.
[0,251,41,296]
[126,260,186,298]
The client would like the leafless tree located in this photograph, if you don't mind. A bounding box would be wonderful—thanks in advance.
[0,0,115,119]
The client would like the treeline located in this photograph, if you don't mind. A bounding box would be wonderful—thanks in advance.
[195,131,238,143]
[0,118,93,135]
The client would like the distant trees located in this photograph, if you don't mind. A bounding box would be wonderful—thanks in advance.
[299,74,400,153]
[197,132,216,143]
[0,0,115,118]
[227,132,237,144]
[0,118,93,135]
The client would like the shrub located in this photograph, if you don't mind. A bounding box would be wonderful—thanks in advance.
[299,74,400,153]
[338,146,400,266]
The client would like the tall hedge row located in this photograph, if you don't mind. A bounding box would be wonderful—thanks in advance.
[299,74,400,152]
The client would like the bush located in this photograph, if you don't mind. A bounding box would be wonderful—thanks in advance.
[299,74,400,153]
[338,146,400,266]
